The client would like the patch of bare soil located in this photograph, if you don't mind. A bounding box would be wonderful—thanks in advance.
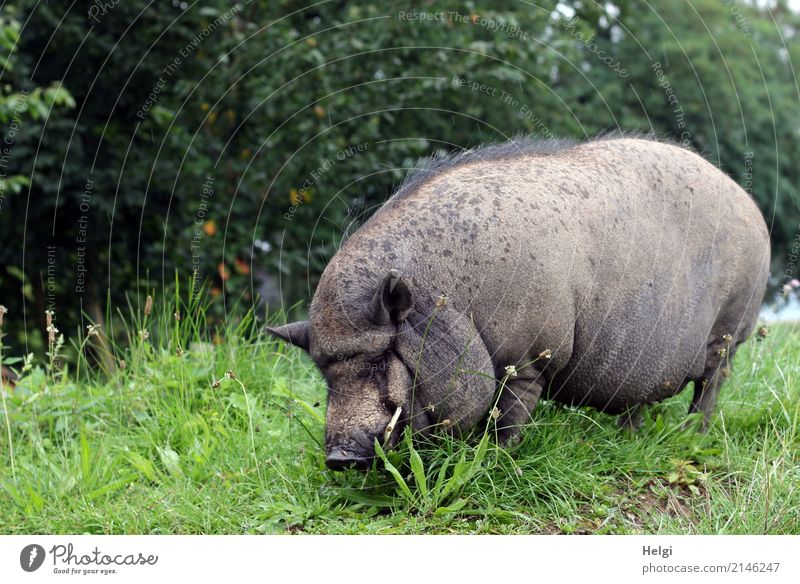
[620,479,709,531]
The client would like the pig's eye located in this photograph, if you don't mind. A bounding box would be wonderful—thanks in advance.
[356,354,387,379]
[369,353,390,369]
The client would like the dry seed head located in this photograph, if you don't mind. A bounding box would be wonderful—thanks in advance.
[435,294,448,308]
[212,379,221,389]
[489,406,501,420]
[722,333,733,343]
[144,295,153,316]
[717,347,727,358]
[119,360,126,370]
[225,370,236,380]
[0,305,7,327]
[538,349,552,360]
[45,310,54,328]
[176,347,184,357]
[514,466,523,477]
[758,325,768,338]
[46,324,59,343]
[174,311,181,322]
[86,324,101,337]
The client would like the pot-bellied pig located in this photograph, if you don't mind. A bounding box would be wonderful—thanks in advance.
[268,136,770,470]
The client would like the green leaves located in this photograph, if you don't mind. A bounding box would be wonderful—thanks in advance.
[156,446,183,478]
[408,437,428,498]
[126,451,159,483]
[374,439,413,501]
[367,430,492,518]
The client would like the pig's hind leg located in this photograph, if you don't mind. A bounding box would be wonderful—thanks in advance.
[688,334,735,431]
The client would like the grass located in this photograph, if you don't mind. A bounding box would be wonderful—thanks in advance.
[0,294,798,534]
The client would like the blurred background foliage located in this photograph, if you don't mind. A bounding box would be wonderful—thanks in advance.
[0,0,798,360]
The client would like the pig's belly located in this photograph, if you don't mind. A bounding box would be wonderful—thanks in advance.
[543,314,709,413]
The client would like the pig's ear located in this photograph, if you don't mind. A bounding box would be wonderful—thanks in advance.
[266,321,310,351]
[371,269,414,325]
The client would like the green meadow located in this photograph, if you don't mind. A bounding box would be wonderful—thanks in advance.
[1,299,798,534]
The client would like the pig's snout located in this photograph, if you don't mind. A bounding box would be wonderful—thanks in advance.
[325,426,384,471]
[325,446,372,471]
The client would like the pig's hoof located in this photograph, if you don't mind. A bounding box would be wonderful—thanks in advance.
[496,426,523,447]
[617,406,643,431]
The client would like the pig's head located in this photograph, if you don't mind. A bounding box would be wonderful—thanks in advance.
[267,269,419,471]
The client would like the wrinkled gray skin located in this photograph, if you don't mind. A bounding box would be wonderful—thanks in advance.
[268,137,770,471]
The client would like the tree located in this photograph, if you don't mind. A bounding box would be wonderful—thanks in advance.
[1,0,796,362]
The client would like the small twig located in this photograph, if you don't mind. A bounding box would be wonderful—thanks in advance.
[383,406,402,445]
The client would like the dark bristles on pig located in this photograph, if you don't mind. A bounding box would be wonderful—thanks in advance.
[268,135,770,471]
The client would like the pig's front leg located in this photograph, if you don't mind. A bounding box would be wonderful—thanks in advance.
[493,373,544,445]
